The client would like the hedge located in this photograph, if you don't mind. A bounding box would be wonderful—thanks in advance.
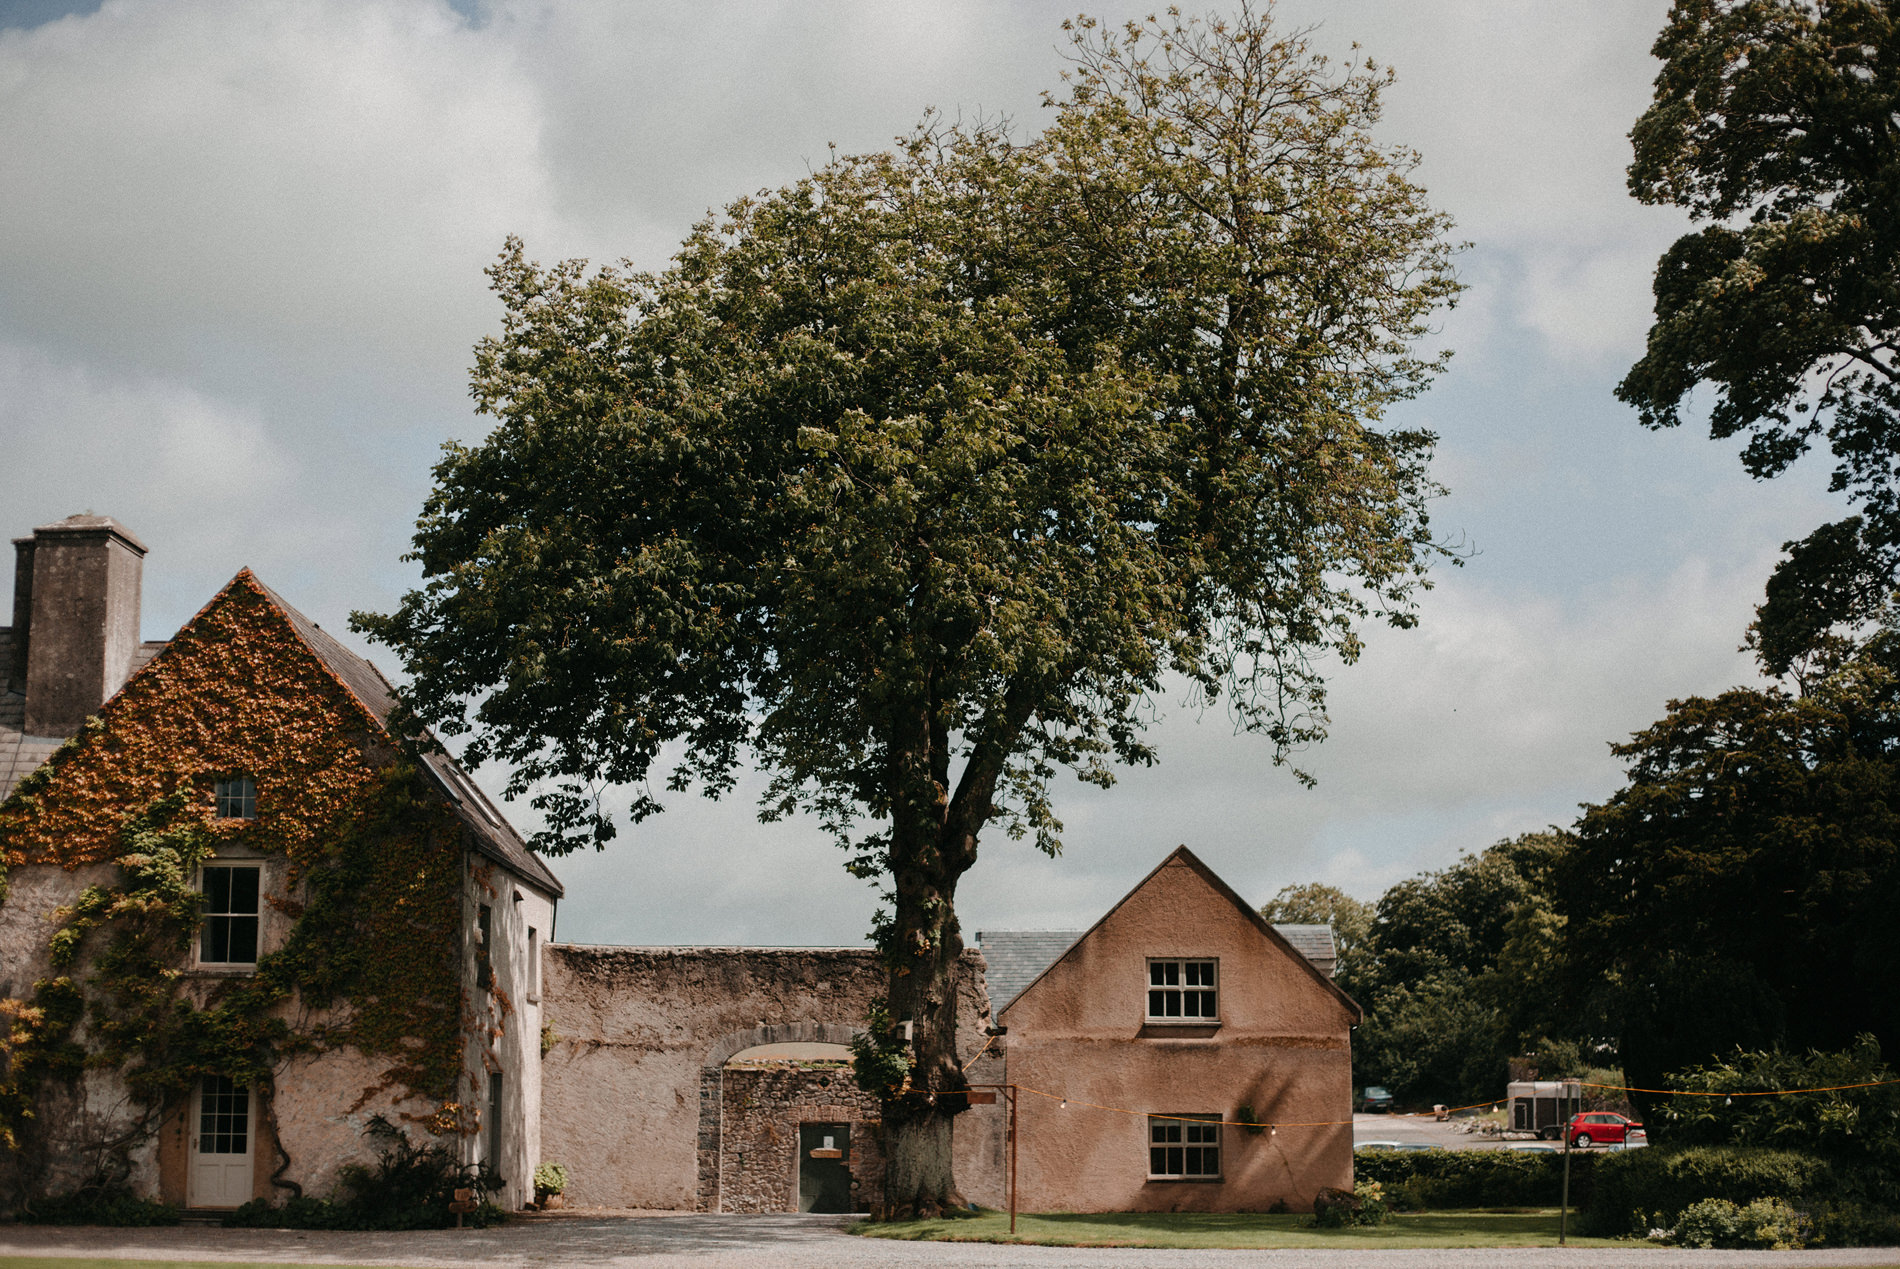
[1579,1146,1834,1237]
[1353,1148,1595,1210]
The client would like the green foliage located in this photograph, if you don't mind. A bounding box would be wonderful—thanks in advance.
[1580,1145,1834,1237]
[1559,639,1900,1103]
[850,1001,914,1100]
[1672,1196,1809,1250]
[1312,1179,1390,1227]
[1348,832,1574,1103]
[222,1116,503,1230]
[12,1184,182,1226]
[1620,1,1900,597]
[1658,1038,1900,1204]
[533,1161,568,1196]
[1258,884,1372,982]
[1353,1146,1595,1210]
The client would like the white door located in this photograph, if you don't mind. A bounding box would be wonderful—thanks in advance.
[189,1075,254,1208]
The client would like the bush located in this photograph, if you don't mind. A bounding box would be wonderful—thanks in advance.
[1813,1201,1900,1247]
[223,1116,502,1230]
[1673,1196,1809,1249]
[14,1185,180,1226]
[1354,1147,1595,1209]
[1581,1145,1832,1237]
[533,1161,568,1196]
[1311,1180,1390,1227]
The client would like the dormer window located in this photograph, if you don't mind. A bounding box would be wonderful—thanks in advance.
[214,776,257,820]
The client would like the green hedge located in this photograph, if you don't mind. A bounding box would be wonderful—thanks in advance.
[1580,1146,1834,1237]
[1353,1148,1595,1209]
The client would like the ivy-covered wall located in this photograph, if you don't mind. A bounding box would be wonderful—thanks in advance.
[0,572,507,1210]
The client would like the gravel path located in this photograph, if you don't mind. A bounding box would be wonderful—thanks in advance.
[1,1214,1897,1269]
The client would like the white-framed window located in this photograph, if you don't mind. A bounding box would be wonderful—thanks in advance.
[1147,958,1217,1020]
[200,862,261,966]
[214,776,257,820]
[1149,1115,1221,1179]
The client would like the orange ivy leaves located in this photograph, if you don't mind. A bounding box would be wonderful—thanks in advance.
[1,573,380,876]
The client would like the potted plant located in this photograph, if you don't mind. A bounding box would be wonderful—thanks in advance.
[533,1162,569,1210]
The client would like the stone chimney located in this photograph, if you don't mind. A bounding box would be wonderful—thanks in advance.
[13,516,147,738]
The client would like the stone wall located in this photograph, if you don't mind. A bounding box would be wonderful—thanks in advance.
[539,944,996,1211]
[717,1063,883,1213]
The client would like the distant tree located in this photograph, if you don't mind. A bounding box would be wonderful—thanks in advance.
[1349,832,1574,1104]
[1559,635,1900,1116]
[1618,0,1900,601]
[357,5,1460,1212]
[1258,883,1373,981]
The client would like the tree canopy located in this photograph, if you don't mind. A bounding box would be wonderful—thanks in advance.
[1618,0,1900,603]
[357,4,1460,1209]
[1558,634,1900,1113]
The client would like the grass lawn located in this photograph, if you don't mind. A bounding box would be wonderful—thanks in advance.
[850,1207,1639,1249]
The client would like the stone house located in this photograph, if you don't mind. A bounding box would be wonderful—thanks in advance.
[976,846,1360,1212]
[0,516,560,1213]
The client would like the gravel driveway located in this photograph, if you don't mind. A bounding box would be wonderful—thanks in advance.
[2,1214,1898,1269]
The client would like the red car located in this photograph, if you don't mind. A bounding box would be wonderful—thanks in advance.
[1567,1111,1642,1147]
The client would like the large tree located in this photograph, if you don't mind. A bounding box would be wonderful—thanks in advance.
[1618,0,1900,599]
[1558,635,1900,1119]
[357,5,1458,1211]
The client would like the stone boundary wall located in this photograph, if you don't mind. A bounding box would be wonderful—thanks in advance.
[540,944,994,1211]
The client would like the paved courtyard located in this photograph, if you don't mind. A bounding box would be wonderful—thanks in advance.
[1,1214,1898,1269]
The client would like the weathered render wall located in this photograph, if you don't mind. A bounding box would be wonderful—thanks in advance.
[460,857,557,1212]
[998,852,1357,1213]
[539,945,997,1211]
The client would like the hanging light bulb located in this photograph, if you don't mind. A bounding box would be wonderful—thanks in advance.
[1725,1096,1733,1106]
[1059,1099,1067,1109]
[1269,1125,1277,1138]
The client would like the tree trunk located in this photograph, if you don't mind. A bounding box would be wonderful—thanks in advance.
[878,838,973,1218]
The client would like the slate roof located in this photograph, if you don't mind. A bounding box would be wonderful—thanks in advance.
[978,916,1339,1012]
[0,573,563,900]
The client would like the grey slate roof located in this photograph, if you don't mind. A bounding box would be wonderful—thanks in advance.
[977,920,1339,1012]
[0,576,563,900]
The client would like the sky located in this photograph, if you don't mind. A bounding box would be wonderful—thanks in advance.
[0,0,1850,946]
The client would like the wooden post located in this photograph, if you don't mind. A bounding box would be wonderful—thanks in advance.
[1559,1121,1571,1245]
[1008,1084,1019,1236]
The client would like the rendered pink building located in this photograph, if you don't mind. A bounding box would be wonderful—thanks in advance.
[989,846,1360,1212]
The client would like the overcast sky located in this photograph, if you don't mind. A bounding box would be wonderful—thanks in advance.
[0,0,1847,946]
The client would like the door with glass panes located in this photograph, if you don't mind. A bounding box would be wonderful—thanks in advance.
[189,1075,254,1207]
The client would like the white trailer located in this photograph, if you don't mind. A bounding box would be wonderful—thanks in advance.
[1507,1080,1582,1139]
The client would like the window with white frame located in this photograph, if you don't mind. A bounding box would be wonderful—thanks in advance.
[200,863,260,966]
[1147,958,1217,1020]
[214,776,257,820]
[1149,1115,1221,1179]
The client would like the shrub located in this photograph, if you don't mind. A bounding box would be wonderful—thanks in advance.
[1673,1197,1808,1249]
[14,1185,180,1226]
[222,1116,502,1230]
[1813,1202,1900,1247]
[533,1161,568,1197]
[1310,1180,1389,1228]
[1354,1147,1594,1209]
[1581,1145,1832,1237]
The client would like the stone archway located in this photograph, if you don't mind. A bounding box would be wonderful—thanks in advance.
[696,1022,864,1211]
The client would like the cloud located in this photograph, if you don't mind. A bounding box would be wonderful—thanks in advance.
[0,0,561,392]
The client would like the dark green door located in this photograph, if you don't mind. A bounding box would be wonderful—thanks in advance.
[798,1122,852,1213]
